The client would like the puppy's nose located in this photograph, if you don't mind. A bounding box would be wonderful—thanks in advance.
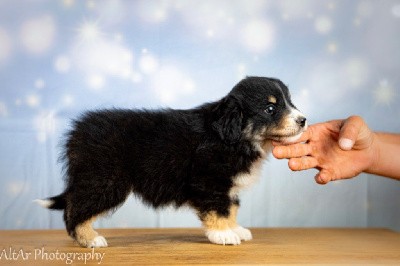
[296,117,307,127]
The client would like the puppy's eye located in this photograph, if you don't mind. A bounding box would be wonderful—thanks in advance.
[264,104,276,115]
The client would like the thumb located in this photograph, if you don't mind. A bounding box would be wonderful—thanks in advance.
[338,116,364,151]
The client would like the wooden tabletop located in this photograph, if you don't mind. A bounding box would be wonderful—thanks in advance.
[0,228,399,265]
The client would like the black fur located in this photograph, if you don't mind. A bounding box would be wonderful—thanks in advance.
[44,76,306,242]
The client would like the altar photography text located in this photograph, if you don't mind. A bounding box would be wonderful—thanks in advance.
[1,246,105,264]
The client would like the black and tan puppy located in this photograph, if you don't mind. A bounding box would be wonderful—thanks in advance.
[36,76,307,247]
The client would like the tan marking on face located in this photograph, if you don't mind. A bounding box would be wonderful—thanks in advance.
[75,215,99,246]
[269,116,297,136]
[201,205,239,230]
[280,114,296,130]
[268,95,277,104]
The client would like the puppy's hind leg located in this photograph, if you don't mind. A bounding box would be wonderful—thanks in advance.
[71,215,106,248]
[65,202,109,248]
[64,183,131,248]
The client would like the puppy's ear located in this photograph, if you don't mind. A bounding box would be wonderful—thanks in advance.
[212,96,243,144]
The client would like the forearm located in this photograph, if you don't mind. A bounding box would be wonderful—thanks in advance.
[366,132,400,180]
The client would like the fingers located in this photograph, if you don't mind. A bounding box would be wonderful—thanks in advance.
[315,169,354,185]
[272,127,317,171]
[288,157,318,171]
[272,127,314,159]
[338,115,365,150]
[273,143,313,159]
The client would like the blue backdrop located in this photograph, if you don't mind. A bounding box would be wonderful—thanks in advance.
[0,0,399,231]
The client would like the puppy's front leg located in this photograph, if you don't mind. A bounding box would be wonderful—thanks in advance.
[199,204,251,245]
[229,204,252,241]
[200,208,241,245]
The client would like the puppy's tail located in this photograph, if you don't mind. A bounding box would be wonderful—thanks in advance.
[34,193,66,210]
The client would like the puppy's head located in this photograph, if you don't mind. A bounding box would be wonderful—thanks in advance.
[212,76,307,145]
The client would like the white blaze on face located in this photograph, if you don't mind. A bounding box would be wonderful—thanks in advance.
[282,107,307,144]
[289,108,307,129]
[272,81,307,143]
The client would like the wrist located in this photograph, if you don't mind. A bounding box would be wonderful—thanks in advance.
[364,132,400,179]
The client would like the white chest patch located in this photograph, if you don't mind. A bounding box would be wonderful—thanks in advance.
[229,142,272,199]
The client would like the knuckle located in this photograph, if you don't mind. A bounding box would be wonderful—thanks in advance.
[292,145,300,157]
[311,145,318,154]
[346,115,365,131]
[301,157,311,169]
[284,147,292,158]
[348,115,363,122]
[293,143,308,157]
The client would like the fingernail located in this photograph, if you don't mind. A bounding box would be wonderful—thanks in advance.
[339,138,354,150]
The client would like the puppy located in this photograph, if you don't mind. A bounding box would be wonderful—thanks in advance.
[36,76,307,247]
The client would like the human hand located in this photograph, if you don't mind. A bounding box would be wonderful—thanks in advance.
[272,116,377,184]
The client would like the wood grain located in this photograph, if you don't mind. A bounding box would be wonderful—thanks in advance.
[0,228,399,265]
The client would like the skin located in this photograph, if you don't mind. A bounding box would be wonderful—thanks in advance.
[272,116,400,184]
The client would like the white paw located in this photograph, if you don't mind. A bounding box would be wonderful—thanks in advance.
[232,226,252,241]
[88,236,108,248]
[206,229,241,245]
